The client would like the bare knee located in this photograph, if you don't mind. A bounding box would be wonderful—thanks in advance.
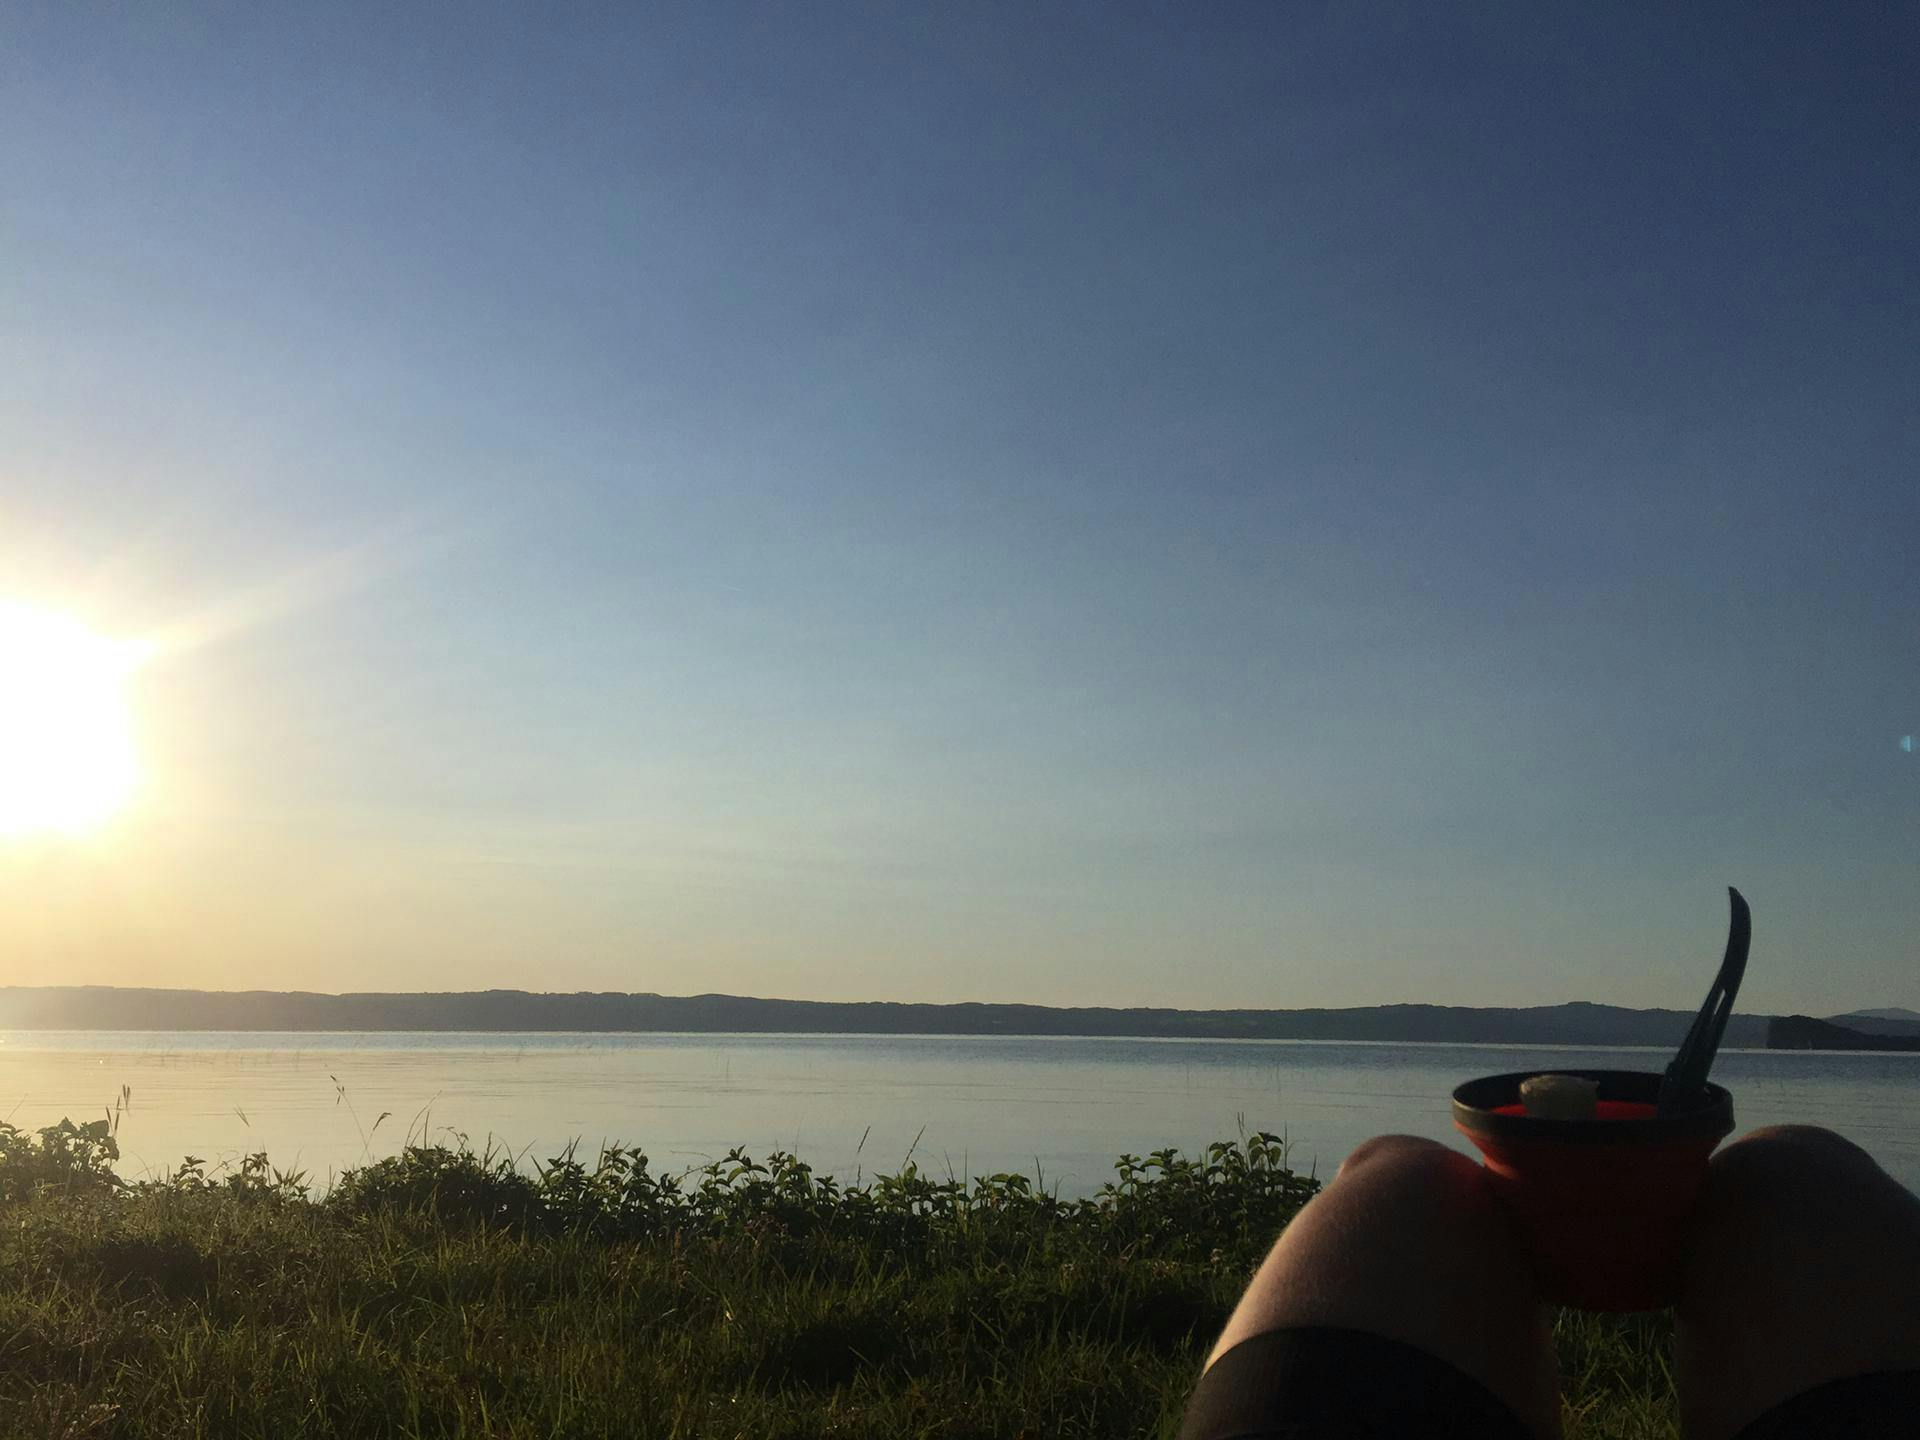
[1340,1132,1450,1171]
[1243,1131,1531,1327]
[1700,1125,1893,1220]
[1211,1132,1559,1436]
[1716,1124,1876,1178]
[1327,1136,1495,1234]
[1337,1134,1477,1189]
[1688,1124,1911,1278]
[1677,1126,1920,1440]
[1739,1123,1865,1154]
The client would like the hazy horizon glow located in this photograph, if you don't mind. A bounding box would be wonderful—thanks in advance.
[1,6,1914,1015]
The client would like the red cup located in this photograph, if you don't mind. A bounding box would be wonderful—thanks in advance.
[1452,1069,1733,1311]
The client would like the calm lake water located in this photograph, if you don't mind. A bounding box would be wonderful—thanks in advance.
[3,1032,1916,1197]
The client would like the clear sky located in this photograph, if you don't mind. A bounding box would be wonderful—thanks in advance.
[1,4,1913,1014]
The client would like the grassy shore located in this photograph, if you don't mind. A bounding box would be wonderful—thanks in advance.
[0,1119,1676,1438]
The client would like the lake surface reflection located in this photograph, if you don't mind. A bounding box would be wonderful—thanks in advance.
[2,1032,1915,1197]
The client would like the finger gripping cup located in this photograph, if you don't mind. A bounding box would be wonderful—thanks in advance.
[1452,1069,1733,1311]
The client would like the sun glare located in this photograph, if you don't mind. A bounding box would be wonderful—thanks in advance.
[0,603,144,839]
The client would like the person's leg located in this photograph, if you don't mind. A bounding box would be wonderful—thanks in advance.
[1677,1125,1920,1440]
[1204,1134,1561,1439]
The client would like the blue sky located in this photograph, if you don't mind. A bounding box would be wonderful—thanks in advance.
[1,4,1914,1012]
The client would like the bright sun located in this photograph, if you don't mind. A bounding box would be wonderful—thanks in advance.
[0,603,144,839]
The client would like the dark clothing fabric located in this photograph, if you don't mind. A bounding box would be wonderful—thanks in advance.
[1179,1326,1920,1440]
[1731,1368,1920,1439]
[1176,1328,1532,1440]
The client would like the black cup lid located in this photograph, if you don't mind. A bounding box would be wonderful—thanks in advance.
[1452,1069,1734,1145]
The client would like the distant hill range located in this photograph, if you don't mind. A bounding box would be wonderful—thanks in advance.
[0,986,1773,1046]
[1828,1008,1920,1038]
[0,987,1910,1050]
[1769,1015,1920,1052]
[1840,1007,1920,1024]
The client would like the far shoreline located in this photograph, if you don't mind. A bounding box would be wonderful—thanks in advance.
[1,987,1913,1050]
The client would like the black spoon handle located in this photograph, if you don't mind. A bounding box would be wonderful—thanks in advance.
[1658,888,1752,1115]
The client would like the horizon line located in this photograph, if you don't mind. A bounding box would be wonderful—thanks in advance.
[0,982,1902,1020]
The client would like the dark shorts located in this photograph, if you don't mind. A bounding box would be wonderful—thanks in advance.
[1179,1327,1920,1440]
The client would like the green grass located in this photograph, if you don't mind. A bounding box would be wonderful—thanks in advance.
[0,1119,1677,1438]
